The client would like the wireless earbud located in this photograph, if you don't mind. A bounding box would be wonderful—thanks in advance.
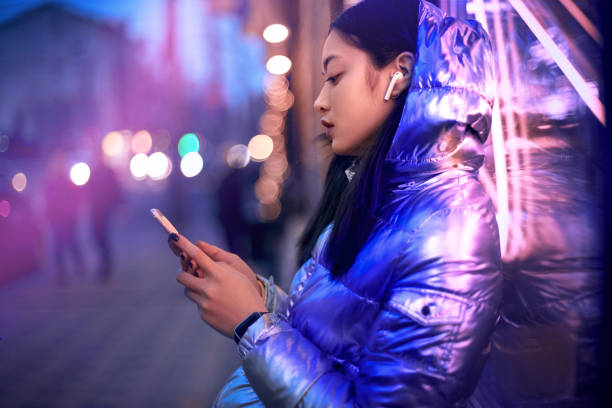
[384,71,404,101]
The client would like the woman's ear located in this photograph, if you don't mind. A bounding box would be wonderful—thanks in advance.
[392,51,415,94]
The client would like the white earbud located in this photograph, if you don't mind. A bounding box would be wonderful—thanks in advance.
[384,71,404,101]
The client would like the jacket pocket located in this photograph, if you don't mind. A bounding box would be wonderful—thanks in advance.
[389,287,468,326]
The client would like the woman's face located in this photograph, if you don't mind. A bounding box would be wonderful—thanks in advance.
[314,30,397,156]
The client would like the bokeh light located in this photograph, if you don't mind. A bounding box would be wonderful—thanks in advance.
[248,134,274,162]
[148,152,172,180]
[266,90,295,111]
[130,153,149,180]
[263,155,289,180]
[259,111,285,134]
[263,24,289,43]
[70,162,91,186]
[132,130,153,154]
[226,144,250,168]
[178,133,200,158]
[102,131,126,157]
[180,151,204,178]
[0,200,10,218]
[266,55,292,75]
[11,172,27,192]
[0,134,9,152]
[263,74,289,96]
[258,200,281,222]
[255,178,280,204]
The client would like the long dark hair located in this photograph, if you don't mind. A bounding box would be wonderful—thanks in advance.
[297,0,419,276]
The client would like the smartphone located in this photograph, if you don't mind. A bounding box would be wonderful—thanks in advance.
[150,208,179,235]
[151,208,201,277]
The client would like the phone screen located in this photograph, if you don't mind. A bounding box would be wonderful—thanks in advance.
[150,208,179,235]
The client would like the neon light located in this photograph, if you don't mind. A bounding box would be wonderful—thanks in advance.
[468,0,490,33]
[508,0,605,125]
[486,0,513,255]
[491,100,510,256]
[558,0,602,46]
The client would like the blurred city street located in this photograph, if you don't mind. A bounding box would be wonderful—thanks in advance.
[0,2,319,405]
[0,194,243,407]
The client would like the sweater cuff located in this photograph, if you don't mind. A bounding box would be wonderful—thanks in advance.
[237,312,285,360]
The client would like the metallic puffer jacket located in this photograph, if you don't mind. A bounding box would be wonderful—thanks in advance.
[214,1,502,406]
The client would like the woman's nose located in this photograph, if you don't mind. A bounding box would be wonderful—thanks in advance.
[313,89,329,114]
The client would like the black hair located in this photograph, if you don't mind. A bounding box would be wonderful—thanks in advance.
[297,0,419,276]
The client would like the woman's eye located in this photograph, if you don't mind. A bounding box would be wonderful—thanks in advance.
[325,74,340,84]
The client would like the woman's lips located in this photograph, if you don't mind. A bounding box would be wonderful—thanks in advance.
[321,119,334,137]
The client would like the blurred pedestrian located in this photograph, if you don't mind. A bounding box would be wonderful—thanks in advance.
[216,165,283,280]
[216,167,253,259]
[0,189,44,285]
[87,154,121,284]
[43,151,85,285]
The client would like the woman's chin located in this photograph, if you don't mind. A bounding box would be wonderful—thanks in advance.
[330,140,343,155]
[331,139,351,156]
[331,142,364,157]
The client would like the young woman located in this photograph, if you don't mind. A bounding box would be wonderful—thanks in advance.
[168,0,502,406]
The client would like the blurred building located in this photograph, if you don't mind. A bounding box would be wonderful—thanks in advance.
[0,4,149,152]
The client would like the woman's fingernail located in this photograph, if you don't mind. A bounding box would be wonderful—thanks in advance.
[169,233,179,242]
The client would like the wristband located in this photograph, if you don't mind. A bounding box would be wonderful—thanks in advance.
[234,311,268,344]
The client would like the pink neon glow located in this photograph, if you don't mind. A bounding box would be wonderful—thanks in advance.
[132,130,153,154]
[558,0,602,46]
[0,200,10,218]
[508,0,605,125]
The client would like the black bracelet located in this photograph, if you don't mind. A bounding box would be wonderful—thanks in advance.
[234,311,268,344]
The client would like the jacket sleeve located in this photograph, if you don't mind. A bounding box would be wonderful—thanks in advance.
[239,208,502,407]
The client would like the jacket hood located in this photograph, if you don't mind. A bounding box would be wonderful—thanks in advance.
[385,0,495,175]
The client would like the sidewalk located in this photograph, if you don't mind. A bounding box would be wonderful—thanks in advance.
[0,197,241,407]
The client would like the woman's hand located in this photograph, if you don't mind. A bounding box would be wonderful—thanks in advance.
[168,235,262,297]
[169,234,267,338]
